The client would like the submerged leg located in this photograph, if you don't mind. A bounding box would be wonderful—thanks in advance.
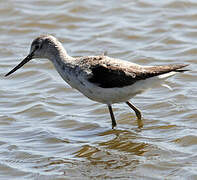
[126,101,143,128]
[107,104,117,129]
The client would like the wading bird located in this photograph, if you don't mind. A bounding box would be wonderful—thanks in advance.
[5,35,189,129]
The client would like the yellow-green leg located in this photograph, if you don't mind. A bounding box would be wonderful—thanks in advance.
[107,104,116,129]
[126,101,143,128]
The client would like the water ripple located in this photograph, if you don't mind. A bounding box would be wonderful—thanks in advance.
[0,0,197,179]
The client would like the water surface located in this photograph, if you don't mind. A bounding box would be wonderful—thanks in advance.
[0,0,196,179]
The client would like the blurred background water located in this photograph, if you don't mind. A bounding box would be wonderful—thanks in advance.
[0,0,196,179]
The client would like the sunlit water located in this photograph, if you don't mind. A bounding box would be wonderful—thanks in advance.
[0,0,197,179]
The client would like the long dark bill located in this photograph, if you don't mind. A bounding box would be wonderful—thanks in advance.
[5,52,34,77]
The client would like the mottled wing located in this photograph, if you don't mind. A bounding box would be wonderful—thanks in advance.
[88,64,137,88]
[88,62,188,88]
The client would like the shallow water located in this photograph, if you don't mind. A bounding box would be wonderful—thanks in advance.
[0,0,197,179]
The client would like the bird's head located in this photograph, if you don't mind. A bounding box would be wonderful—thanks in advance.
[5,35,60,77]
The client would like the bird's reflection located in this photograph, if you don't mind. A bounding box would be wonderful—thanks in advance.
[74,128,149,170]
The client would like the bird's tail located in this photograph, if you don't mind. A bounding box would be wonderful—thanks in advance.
[144,64,189,79]
[165,64,189,78]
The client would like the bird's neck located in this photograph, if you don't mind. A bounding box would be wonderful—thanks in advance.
[47,43,76,84]
[48,42,73,63]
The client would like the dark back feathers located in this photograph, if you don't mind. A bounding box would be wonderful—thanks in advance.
[88,63,189,88]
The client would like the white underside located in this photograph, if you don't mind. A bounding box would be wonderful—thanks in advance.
[53,61,178,104]
[69,71,178,104]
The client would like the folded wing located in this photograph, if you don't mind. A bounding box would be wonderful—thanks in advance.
[88,63,189,88]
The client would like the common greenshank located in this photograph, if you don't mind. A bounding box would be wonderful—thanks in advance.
[5,35,189,129]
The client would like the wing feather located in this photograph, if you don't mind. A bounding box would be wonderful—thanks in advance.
[88,61,188,88]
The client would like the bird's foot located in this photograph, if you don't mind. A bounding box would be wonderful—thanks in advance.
[136,112,143,128]
[137,117,143,129]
